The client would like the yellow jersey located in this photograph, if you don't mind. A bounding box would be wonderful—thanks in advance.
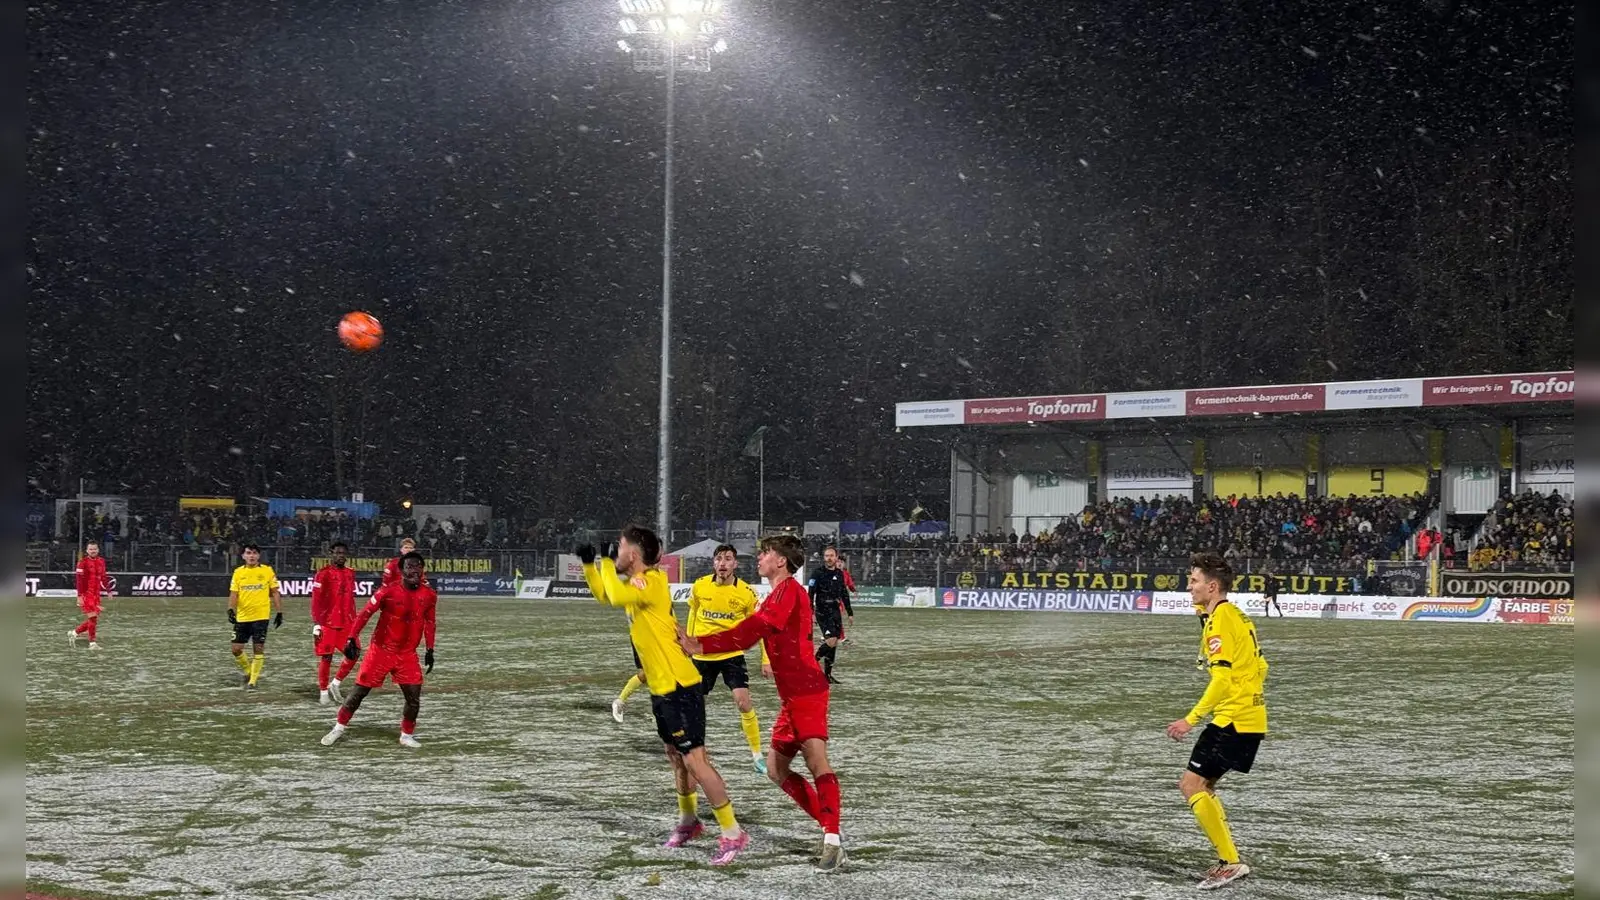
[584,559,701,696]
[230,564,279,623]
[687,575,769,664]
[1187,600,1268,733]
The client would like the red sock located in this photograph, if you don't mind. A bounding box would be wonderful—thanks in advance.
[780,773,821,823]
[87,618,98,641]
[401,718,416,735]
[815,773,841,834]
[75,620,91,635]
[317,657,332,690]
[335,657,357,680]
[337,706,354,726]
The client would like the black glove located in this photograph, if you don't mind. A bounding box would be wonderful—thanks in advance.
[227,608,237,624]
[273,611,284,629]
[576,544,597,564]
[424,647,435,673]
[343,638,361,661]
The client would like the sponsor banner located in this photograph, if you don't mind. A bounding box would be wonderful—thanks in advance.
[541,580,596,600]
[1400,597,1498,622]
[951,570,1360,595]
[1440,572,1572,599]
[1488,598,1574,625]
[1151,592,1356,619]
[309,555,495,575]
[1324,379,1424,410]
[938,588,1152,613]
[1187,385,1325,416]
[515,578,553,599]
[1105,390,1187,419]
[38,588,78,598]
[277,576,381,598]
[1421,373,1575,407]
[895,401,966,427]
[556,554,585,581]
[964,394,1105,425]
[428,574,515,596]
[1105,465,1192,495]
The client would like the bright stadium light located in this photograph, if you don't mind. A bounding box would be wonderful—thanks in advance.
[614,0,726,540]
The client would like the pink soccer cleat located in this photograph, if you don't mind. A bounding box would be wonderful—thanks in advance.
[710,831,750,866]
[663,821,704,848]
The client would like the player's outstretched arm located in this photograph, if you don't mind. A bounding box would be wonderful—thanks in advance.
[596,559,648,610]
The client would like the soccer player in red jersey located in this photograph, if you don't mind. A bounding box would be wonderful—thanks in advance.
[68,541,110,650]
[320,551,437,749]
[380,537,419,588]
[680,534,846,872]
[310,541,361,704]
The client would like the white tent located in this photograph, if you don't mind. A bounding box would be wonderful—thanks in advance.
[670,538,725,558]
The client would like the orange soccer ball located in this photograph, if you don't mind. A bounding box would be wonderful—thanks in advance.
[338,311,383,352]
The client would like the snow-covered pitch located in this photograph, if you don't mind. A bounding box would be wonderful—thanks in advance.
[26,598,1573,899]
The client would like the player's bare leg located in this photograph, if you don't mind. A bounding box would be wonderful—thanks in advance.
[1180,770,1250,888]
[398,683,422,748]
[321,683,373,745]
[677,746,747,864]
[731,686,767,774]
[663,747,706,847]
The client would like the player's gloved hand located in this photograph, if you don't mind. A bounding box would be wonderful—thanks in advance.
[227,608,237,624]
[273,612,284,629]
[576,544,597,565]
[424,647,435,673]
[343,638,361,661]
[603,541,619,561]
[312,624,323,638]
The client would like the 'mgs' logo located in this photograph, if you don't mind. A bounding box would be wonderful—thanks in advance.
[133,574,181,596]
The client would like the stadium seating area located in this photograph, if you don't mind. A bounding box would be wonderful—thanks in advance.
[1467,491,1573,570]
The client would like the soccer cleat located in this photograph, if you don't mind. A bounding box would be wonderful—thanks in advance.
[611,698,626,724]
[88,642,101,651]
[245,682,258,691]
[1198,862,1251,890]
[710,831,750,866]
[328,679,344,704]
[752,753,768,776]
[320,724,346,746]
[398,733,422,749]
[319,690,331,705]
[826,674,841,685]
[816,841,847,873]
[663,821,704,848]
[68,629,80,645]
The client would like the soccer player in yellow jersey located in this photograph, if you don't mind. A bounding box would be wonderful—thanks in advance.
[578,525,749,866]
[688,545,772,774]
[1166,551,1268,890]
[227,544,284,690]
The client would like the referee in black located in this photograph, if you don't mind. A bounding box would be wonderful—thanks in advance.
[807,545,855,684]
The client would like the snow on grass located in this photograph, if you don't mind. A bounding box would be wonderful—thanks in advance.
[26,598,1573,899]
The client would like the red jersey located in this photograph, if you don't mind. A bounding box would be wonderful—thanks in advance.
[75,556,109,600]
[698,576,829,702]
[310,564,358,629]
[349,581,438,654]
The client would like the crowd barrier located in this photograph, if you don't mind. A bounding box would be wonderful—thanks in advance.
[26,572,1571,625]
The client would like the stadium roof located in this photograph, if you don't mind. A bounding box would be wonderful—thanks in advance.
[894,371,1575,429]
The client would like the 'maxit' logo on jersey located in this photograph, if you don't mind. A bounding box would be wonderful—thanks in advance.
[699,609,740,622]
[1510,376,1574,399]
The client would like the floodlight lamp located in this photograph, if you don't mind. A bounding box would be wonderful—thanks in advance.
[668,0,696,14]
[618,0,634,12]
[618,38,633,51]
[645,0,665,11]
[620,17,638,33]
[705,0,722,12]
[712,38,727,52]
[646,17,664,31]
[699,20,714,34]
[666,16,687,33]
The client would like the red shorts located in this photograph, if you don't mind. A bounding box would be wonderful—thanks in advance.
[314,625,356,657]
[771,690,830,758]
[78,597,102,616]
[356,645,424,689]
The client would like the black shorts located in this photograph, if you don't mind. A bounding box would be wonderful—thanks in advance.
[816,607,845,641]
[232,619,270,645]
[630,644,642,671]
[650,687,707,754]
[694,655,750,694]
[1187,723,1264,781]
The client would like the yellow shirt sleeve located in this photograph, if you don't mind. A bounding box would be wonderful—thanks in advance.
[229,568,243,592]
[582,561,610,603]
[596,559,647,611]
[687,579,705,638]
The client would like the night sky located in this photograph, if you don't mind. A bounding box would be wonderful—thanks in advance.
[27,0,1573,525]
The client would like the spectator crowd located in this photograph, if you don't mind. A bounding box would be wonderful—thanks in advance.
[1466,491,1573,570]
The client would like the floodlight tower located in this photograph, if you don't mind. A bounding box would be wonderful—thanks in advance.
[617,0,727,542]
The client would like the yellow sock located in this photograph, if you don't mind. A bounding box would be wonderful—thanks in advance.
[233,652,250,673]
[711,800,740,837]
[739,709,762,756]
[249,654,264,685]
[619,674,644,702]
[676,792,698,818]
[1188,792,1240,864]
